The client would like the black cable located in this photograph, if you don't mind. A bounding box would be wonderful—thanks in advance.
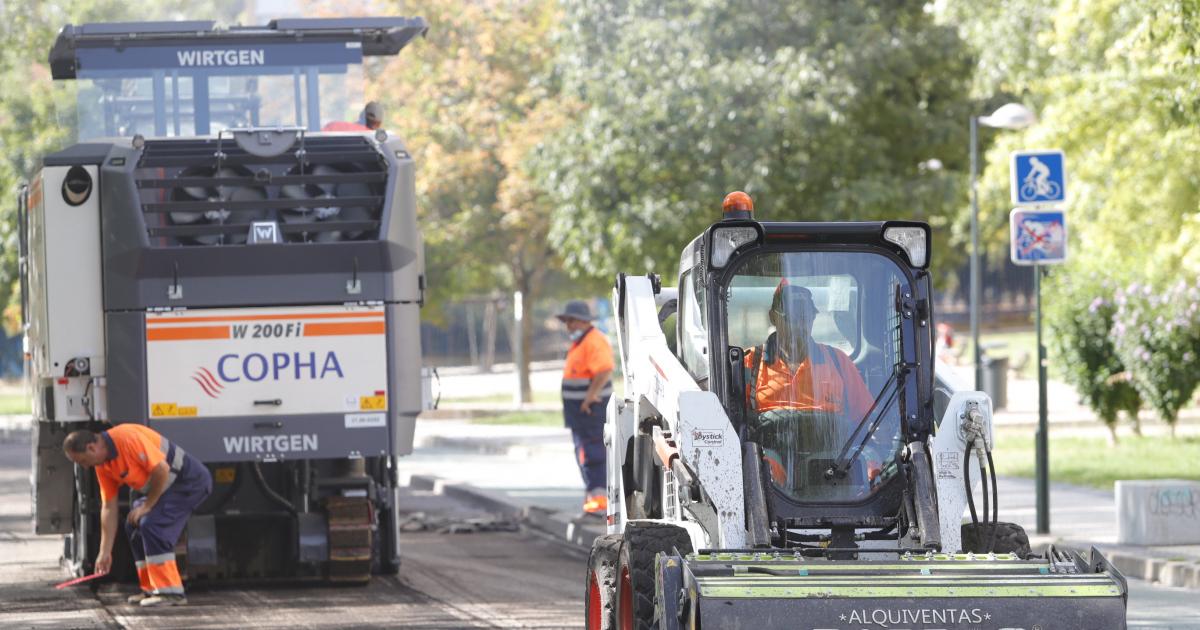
[251,461,297,516]
[987,450,999,552]
[964,443,979,529]
[980,447,990,552]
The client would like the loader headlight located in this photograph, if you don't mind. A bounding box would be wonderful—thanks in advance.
[61,166,92,207]
[883,225,929,268]
[710,226,760,268]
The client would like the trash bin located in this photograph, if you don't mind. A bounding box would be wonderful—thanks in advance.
[981,355,1008,410]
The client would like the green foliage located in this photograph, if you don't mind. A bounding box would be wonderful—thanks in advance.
[536,0,976,283]
[0,1,245,333]
[1111,280,1200,430]
[1044,270,1140,431]
[367,0,574,322]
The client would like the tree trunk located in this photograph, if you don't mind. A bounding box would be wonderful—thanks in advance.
[482,298,497,373]
[1130,412,1142,436]
[1106,422,1119,447]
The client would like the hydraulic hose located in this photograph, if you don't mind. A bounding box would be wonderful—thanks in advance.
[252,461,297,516]
[963,443,980,529]
[987,450,999,552]
[980,448,990,551]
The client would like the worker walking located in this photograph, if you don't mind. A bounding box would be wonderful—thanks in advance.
[557,300,614,515]
[62,425,212,607]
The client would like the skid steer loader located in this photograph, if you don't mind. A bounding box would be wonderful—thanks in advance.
[586,192,1127,629]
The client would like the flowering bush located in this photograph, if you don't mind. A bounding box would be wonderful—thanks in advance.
[1111,279,1200,437]
[1046,274,1141,444]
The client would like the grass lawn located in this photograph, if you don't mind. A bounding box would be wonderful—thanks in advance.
[991,430,1200,489]
[0,392,30,415]
[468,410,561,427]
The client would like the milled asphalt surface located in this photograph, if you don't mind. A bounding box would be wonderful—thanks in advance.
[0,435,583,629]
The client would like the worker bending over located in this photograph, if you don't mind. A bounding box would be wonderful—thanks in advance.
[63,424,211,607]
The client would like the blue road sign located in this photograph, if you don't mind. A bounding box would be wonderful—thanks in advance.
[1010,208,1067,265]
[1011,150,1066,205]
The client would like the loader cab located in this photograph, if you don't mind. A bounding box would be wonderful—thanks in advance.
[678,193,934,531]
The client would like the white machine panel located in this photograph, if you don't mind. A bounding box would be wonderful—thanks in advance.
[25,166,106,421]
[145,304,388,418]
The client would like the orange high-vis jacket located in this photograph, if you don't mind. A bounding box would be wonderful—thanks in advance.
[743,340,872,420]
[95,424,170,503]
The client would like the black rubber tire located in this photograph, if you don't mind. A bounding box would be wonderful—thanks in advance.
[961,521,1032,558]
[586,534,623,630]
[615,522,693,630]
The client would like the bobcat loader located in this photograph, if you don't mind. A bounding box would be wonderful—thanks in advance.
[586,192,1127,629]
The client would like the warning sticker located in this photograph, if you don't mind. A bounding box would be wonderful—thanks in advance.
[151,403,178,417]
[936,451,960,480]
[359,395,387,411]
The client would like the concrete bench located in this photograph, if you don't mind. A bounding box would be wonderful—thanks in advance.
[1116,480,1200,545]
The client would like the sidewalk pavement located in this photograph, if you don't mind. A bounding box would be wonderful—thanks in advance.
[405,416,1200,590]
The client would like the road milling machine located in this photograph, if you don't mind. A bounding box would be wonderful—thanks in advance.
[587,192,1128,628]
[19,18,429,583]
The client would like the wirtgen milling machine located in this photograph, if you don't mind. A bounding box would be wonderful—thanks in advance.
[588,193,1128,628]
[20,18,428,583]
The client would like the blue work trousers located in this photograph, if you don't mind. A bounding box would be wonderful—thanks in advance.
[125,453,212,561]
[564,395,609,493]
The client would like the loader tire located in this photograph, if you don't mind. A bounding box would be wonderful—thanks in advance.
[587,534,623,630]
[961,521,1032,558]
[616,522,693,630]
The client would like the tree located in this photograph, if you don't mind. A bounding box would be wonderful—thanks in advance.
[368,0,569,401]
[534,0,977,285]
[0,1,245,335]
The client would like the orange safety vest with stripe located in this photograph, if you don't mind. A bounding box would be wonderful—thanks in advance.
[562,327,615,401]
[743,334,872,419]
[95,424,186,504]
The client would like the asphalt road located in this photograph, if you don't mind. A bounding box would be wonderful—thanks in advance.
[0,439,582,629]
[3,431,1197,629]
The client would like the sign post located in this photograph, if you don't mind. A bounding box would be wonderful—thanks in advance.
[1011,149,1067,536]
[1010,204,1067,536]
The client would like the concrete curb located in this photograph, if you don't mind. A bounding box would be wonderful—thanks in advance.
[403,473,604,552]
[1053,538,1200,591]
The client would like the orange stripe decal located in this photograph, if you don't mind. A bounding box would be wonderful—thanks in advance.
[147,312,383,325]
[304,321,386,336]
[147,326,230,341]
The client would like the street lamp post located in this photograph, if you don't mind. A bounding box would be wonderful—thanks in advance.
[969,103,1037,391]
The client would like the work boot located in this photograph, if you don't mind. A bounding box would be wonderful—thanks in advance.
[126,591,151,605]
[582,494,608,516]
[140,594,187,608]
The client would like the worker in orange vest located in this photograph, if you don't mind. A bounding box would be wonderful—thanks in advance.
[742,282,875,485]
[322,101,384,132]
[557,300,614,515]
[63,425,211,608]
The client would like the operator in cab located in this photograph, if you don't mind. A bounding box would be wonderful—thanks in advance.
[62,425,211,608]
[743,281,874,485]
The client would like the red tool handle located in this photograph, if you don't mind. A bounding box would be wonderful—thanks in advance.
[54,572,106,589]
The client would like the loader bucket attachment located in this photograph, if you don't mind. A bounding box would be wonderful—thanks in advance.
[661,547,1127,629]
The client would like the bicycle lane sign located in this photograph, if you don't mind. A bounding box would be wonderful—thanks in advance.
[1011,149,1066,205]
[1010,208,1067,266]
